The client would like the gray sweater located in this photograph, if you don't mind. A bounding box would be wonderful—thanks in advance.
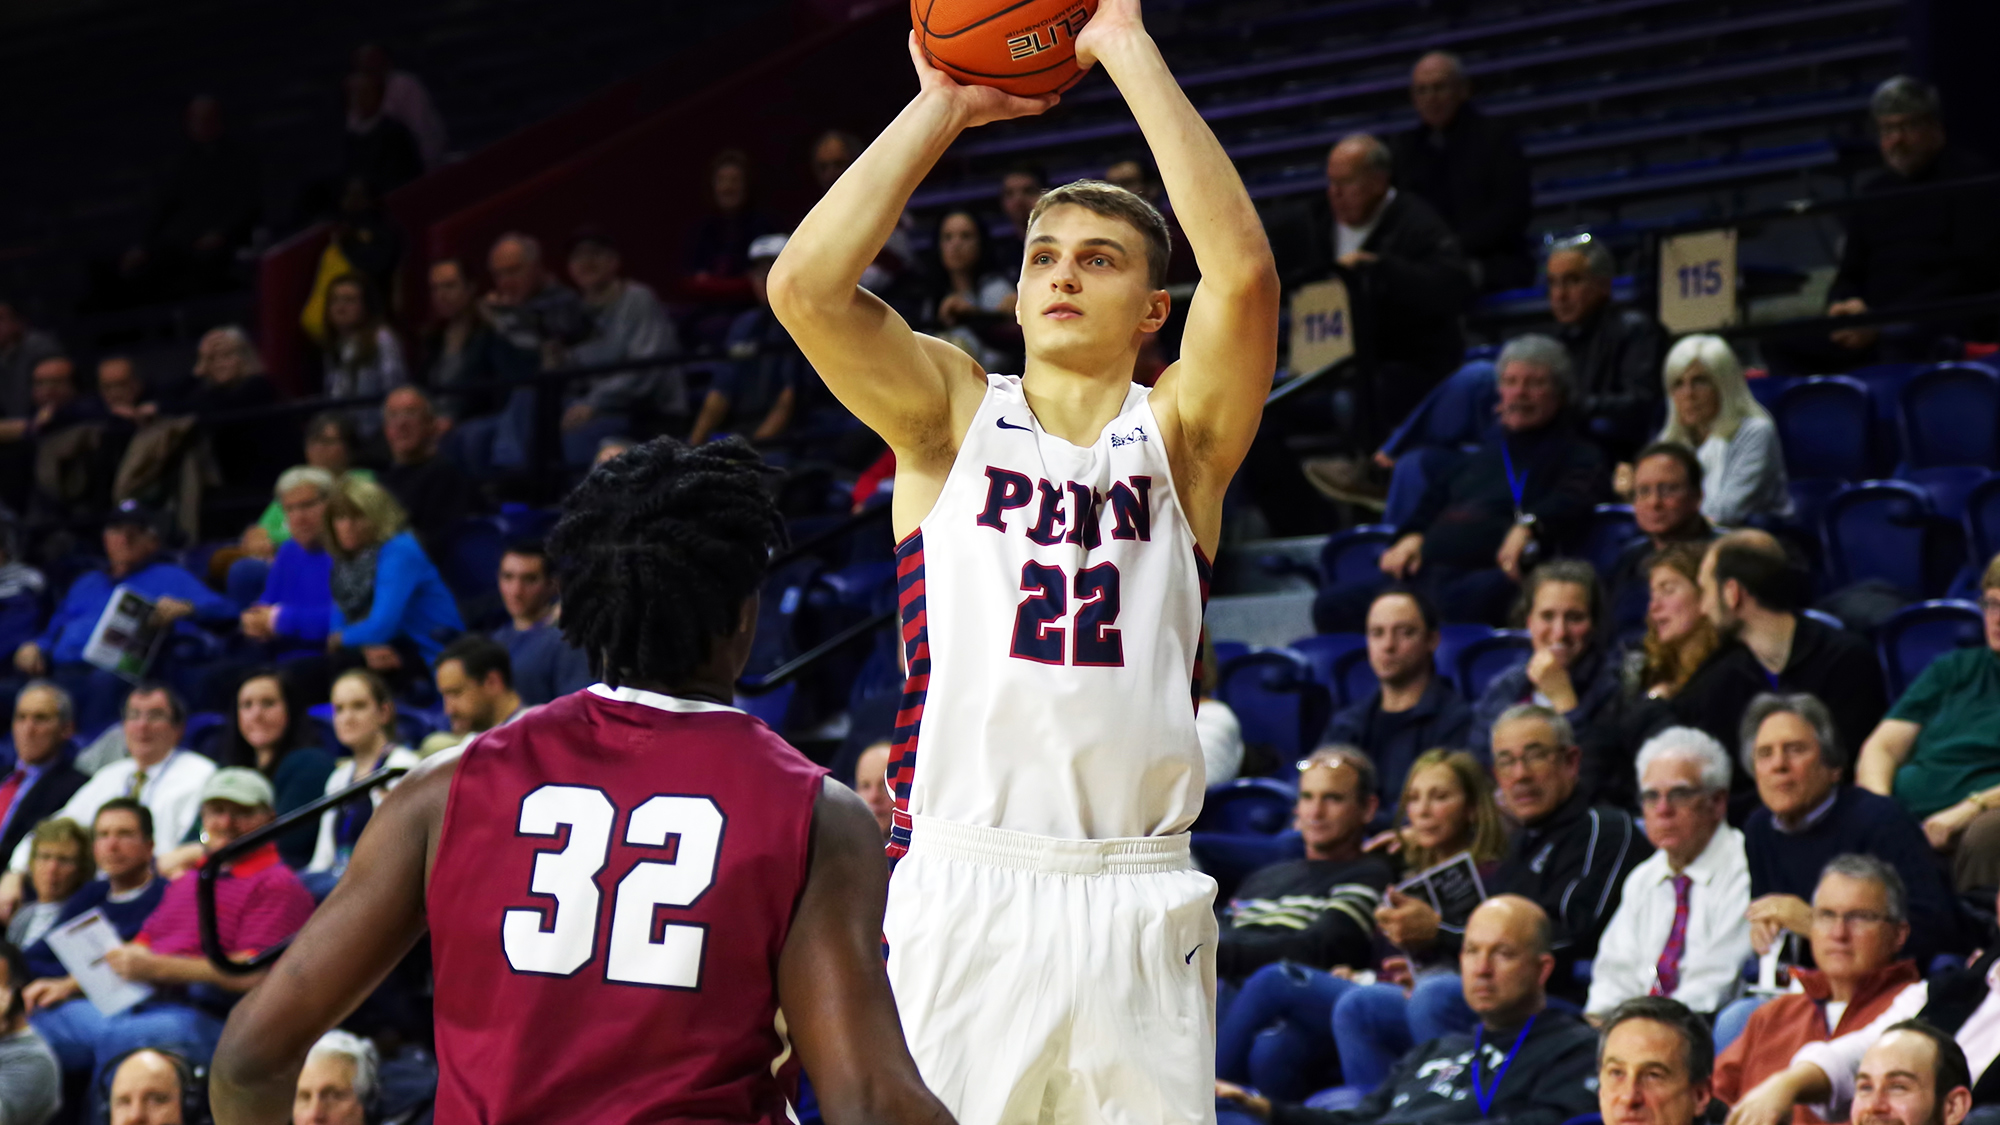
[0,1026,60,1125]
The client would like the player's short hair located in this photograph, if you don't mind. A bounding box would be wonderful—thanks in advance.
[1598,997,1714,1089]
[438,634,513,690]
[550,437,787,688]
[1027,180,1173,290]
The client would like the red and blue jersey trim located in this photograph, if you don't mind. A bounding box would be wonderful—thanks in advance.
[1190,544,1214,705]
[886,529,929,858]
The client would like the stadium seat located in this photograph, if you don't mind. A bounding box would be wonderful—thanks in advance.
[1877,599,1985,698]
[1190,831,1304,903]
[1579,505,1643,577]
[1456,630,1532,700]
[1383,448,1462,530]
[1379,361,1496,458]
[1901,466,1992,521]
[1330,645,1379,710]
[1774,377,1872,482]
[1801,608,1847,632]
[1821,481,1967,600]
[438,517,509,605]
[1193,777,1298,835]
[1900,365,2000,469]
[1213,639,1252,669]
[1216,649,1334,764]
[183,711,228,753]
[1433,624,1496,686]
[495,503,559,545]
[733,681,796,731]
[1289,633,1366,699]
[1967,475,2000,564]
[1318,525,1399,587]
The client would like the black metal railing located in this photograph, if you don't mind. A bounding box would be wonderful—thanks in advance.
[199,767,408,975]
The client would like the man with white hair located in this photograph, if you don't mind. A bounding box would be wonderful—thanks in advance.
[1313,333,1608,631]
[293,1030,376,1125]
[1587,727,1751,1019]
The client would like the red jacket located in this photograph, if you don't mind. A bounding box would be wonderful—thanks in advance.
[1713,958,1923,1124]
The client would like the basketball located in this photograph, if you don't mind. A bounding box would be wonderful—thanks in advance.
[913,0,1099,97]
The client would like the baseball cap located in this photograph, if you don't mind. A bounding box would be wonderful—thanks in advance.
[200,767,275,810]
[105,499,163,533]
[747,233,789,264]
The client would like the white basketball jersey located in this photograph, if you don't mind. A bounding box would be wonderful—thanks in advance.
[884,373,1209,853]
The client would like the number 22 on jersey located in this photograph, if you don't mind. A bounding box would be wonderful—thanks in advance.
[500,784,725,989]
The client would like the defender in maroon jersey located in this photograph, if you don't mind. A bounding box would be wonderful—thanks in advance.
[210,438,953,1125]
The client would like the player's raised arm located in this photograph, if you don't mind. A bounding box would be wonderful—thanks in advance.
[778,778,956,1125]
[1075,0,1279,514]
[767,38,1054,454]
[209,756,451,1125]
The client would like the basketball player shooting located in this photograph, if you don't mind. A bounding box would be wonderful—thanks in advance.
[769,0,1279,1121]
[207,439,956,1125]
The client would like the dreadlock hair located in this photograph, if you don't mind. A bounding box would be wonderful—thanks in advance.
[549,437,787,688]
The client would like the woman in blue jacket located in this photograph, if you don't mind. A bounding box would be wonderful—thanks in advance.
[324,476,462,691]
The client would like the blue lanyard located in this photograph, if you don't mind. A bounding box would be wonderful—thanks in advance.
[1471,1014,1537,1115]
[1762,667,1782,691]
[1499,438,1527,517]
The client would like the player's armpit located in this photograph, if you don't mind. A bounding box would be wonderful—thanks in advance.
[777,779,956,1125]
[209,754,453,1125]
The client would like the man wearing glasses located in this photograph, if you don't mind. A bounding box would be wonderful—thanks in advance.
[1854,554,2000,896]
[1586,727,1750,1021]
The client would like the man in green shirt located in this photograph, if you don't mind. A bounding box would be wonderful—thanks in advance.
[1855,553,2000,893]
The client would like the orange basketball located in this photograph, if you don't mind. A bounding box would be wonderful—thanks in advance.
[913,0,1099,97]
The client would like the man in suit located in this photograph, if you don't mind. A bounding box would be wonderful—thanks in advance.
[1389,51,1533,293]
[1250,133,1475,531]
[0,682,86,873]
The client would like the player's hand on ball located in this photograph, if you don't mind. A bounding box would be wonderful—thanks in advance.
[908,33,1059,126]
[1073,0,1148,70]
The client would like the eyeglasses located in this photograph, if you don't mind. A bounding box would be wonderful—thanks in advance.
[1638,785,1709,810]
[1812,908,1892,929]
[1493,745,1561,773]
[1632,483,1691,502]
[124,708,174,724]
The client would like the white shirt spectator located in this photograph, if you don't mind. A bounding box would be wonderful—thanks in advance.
[1694,413,1793,525]
[1795,961,2000,1120]
[9,750,216,870]
[309,747,422,873]
[1335,188,1397,260]
[1196,698,1244,786]
[1585,821,1752,1016]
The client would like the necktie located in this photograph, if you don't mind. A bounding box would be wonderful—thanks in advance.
[128,766,149,799]
[1651,873,1693,998]
[0,770,24,827]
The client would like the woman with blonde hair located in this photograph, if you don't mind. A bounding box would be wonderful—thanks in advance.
[324,476,462,684]
[1628,541,1720,700]
[1657,334,1791,525]
[1373,748,1509,875]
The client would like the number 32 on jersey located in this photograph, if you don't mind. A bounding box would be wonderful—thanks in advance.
[500,785,724,990]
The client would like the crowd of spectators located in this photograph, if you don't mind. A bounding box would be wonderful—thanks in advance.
[0,22,1993,1123]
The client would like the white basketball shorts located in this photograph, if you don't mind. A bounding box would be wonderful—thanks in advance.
[884,815,1219,1125]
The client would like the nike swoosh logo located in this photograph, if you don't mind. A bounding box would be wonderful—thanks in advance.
[1185,944,1203,964]
[996,417,1033,432]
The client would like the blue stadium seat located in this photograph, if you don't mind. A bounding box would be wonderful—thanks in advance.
[438,517,509,605]
[1384,448,1462,530]
[1967,476,2000,564]
[1579,505,1643,577]
[183,711,228,753]
[1193,777,1298,835]
[1774,377,1871,482]
[1900,365,2000,470]
[1213,639,1252,669]
[1379,361,1496,458]
[1433,624,1496,686]
[495,503,559,545]
[1318,525,1399,588]
[733,682,796,731]
[1216,649,1334,764]
[1330,645,1379,711]
[1901,466,1993,521]
[1821,481,1967,600]
[1457,630,1532,700]
[1289,633,1366,699]
[1877,599,1984,698]
[1190,831,1304,903]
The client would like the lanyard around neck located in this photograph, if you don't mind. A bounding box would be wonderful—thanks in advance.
[1471,1013,1538,1115]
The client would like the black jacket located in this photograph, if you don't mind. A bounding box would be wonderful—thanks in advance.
[381,454,478,557]
[1390,105,1534,291]
[1672,614,1888,816]
[1450,790,1651,1006]
[1217,854,1394,981]
[1920,950,2000,1102]
[1269,1008,1601,1125]
[1399,418,1607,569]
[1556,303,1668,462]
[1324,676,1474,814]
[0,760,89,874]
[1830,147,2000,313]
[1266,191,1474,382]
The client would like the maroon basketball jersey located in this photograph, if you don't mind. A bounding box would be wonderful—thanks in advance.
[428,685,827,1124]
